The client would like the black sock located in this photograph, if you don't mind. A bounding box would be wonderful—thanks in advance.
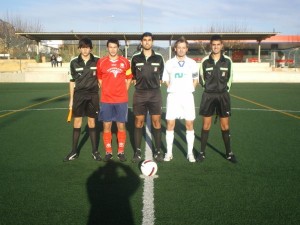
[201,129,209,154]
[72,128,81,153]
[152,127,161,151]
[134,127,143,151]
[89,128,97,153]
[222,130,231,155]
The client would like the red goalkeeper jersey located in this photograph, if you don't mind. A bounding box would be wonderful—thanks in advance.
[97,56,132,103]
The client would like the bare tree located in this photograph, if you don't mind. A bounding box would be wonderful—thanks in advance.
[204,21,251,62]
[0,12,43,59]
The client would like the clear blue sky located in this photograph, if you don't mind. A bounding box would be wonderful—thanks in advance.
[1,0,299,35]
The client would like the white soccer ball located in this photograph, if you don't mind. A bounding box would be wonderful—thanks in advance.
[140,160,158,176]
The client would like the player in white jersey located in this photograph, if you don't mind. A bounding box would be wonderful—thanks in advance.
[162,37,199,162]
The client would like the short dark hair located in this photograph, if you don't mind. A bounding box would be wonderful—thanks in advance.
[107,38,120,47]
[78,37,93,49]
[210,35,222,43]
[141,32,153,40]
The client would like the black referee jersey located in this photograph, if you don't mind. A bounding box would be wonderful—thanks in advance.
[69,53,99,93]
[131,50,164,90]
[200,53,233,93]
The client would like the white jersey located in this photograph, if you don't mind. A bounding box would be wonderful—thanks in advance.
[162,56,199,93]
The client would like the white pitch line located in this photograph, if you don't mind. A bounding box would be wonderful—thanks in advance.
[232,107,300,113]
[142,113,156,225]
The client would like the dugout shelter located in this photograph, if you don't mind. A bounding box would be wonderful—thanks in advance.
[16,32,277,62]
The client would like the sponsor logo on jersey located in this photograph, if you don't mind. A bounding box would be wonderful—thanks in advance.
[108,68,123,78]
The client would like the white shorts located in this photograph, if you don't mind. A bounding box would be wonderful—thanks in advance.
[165,92,195,120]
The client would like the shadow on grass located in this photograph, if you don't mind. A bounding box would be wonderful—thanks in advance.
[86,161,140,225]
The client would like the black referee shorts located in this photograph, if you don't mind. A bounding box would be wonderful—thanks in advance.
[199,91,231,117]
[133,89,162,116]
[72,92,99,118]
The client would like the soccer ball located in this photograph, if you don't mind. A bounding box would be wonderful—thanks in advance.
[140,160,158,176]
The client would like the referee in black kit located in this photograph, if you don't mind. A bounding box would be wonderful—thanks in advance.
[130,32,165,163]
[197,35,237,163]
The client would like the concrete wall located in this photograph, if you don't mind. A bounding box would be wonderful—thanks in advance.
[0,59,36,72]
[0,61,70,82]
[0,72,70,82]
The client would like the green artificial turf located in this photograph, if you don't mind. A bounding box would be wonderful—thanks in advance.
[0,83,299,225]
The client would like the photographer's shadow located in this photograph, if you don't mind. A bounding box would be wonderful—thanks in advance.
[86,161,140,225]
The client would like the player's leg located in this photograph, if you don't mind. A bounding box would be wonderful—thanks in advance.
[220,117,235,162]
[63,117,82,162]
[151,114,163,161]
[165,119,175,161]
[115,103,128,157]
[184,93,196,162]
[220,117,231,154]
[197,116,212,162]
[164,93,176,161]
[99,103,113,161]
[220,117,236,163]
[102,121,113,161]
[134,115,145,147]
[116,122,127,162]
[132,114,144,162]
[197,92,214,162]
[219,92,236,163]
[149,89,163,162]
[72,117,83,151]
[88,96,101,161]
[64,93,84,162]
[132,91,146,162]
[87,117,101,161]
[186,120,196,162]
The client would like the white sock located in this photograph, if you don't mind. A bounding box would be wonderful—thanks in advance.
[186,130,195,155]
[166,130,174,155]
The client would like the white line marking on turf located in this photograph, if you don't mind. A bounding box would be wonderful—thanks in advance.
[231,107,300,113]
[142,113,156,225]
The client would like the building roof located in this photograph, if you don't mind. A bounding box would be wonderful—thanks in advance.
[238,35,300,50]
[264,35,300,42]
[16,32,278,42]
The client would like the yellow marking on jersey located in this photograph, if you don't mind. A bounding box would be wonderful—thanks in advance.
[126,69,132,75]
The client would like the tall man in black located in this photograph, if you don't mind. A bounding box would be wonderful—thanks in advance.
[197,35,237,163]
[130,32,165,162]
